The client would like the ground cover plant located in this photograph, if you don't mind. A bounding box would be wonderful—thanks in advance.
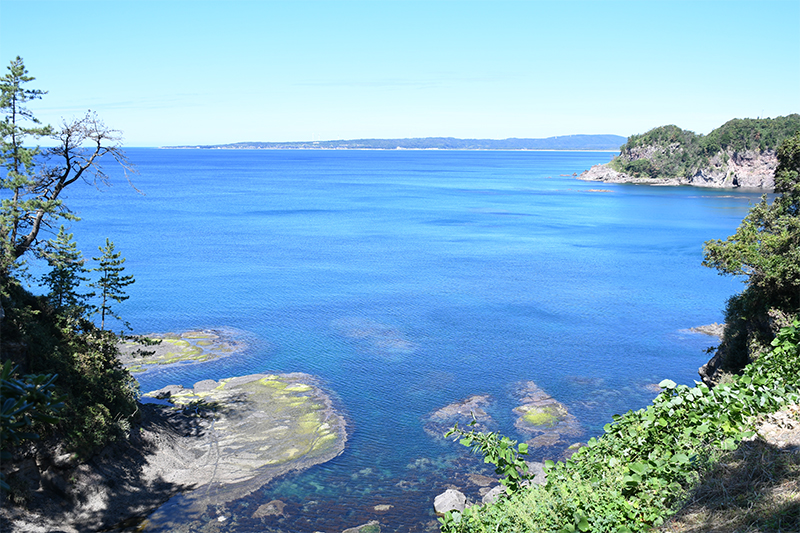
[439,321,800,533]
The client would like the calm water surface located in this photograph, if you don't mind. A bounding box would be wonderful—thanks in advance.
[55,149,758,532]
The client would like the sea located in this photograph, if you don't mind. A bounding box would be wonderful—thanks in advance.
[40,148,760,532]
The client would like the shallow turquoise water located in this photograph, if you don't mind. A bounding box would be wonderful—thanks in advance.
[51,149,758,531]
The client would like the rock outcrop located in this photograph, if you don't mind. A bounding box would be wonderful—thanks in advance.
[579,149,776,189]
[423,394,496,438]
[513,381,583,450]
[0,373,347,533]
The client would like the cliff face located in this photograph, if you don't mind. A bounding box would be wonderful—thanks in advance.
[579,149,776,189]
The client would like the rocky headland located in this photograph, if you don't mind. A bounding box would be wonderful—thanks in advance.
[578,149,777,189]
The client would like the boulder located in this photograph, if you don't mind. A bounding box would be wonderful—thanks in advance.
[342,520,381,533]
[434,488,467,515]
[481,485,505,505]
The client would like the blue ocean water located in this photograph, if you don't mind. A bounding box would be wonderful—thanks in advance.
[53,149,758,531]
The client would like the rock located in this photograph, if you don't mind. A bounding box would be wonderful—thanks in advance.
[434,488,467,515]
[689,323,725,338]
[373,504,393,512]
[423,395,495,438]
[331,317,417,356]
[52,451,79,469]
[41,467,68,497]
[525,461,548,485]
[467,473,496,487]
[149,383,185,399]
[252,499,287,518]
[481,485,505,505]
[117,328,247,373]
[513,382,582,449]
[342,520,381,533]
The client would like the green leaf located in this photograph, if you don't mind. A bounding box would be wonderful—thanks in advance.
[672,453,690,464]
[659,379,677,389]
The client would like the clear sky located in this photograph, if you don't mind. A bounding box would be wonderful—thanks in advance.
[1,0,798,146]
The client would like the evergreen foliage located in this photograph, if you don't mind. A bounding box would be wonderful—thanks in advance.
[702,131,800,372]
[0,57,134,273]
[38,225,91,323]
[0,360,63,490]
[0,56,52,273]
[1,57,140,468]
[89,238,135,330]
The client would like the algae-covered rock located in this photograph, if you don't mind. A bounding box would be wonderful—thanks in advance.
[117,328,246,372]
[513,381,582,450]
[143,372,346,527]
[423,395,496,438]
[343,520,381,533]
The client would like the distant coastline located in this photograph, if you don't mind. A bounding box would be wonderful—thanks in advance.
[162,134,626,152]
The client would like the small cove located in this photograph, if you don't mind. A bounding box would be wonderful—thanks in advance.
[50,149,759,531]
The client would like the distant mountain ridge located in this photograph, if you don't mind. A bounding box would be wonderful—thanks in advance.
[164,134,626,151]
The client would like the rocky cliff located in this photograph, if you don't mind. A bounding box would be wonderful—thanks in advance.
[579,115,800,189]
[579,148,777,189]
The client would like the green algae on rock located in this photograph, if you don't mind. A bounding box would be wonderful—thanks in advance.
[513,381,582,450]
[141,372,346,529]
[117,329,245,372]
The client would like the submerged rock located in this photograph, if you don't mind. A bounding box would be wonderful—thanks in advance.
[343,520,382,533]
[423,395,496,438]
[331,317,417,356]
[143,372,346,528]
[513,381,582,450]
[118,328,248,372]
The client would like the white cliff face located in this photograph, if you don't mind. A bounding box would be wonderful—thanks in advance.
[579,149,776,189]
[690,149,776,189]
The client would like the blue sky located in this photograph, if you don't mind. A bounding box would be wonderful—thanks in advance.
[1,0,798,146]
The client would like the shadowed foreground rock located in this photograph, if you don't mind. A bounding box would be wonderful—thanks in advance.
[0,373,346,533]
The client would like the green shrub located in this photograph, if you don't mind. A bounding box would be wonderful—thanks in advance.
[441,321,800,533]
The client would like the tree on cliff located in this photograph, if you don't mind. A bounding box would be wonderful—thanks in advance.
[39,225,91,323]
[1,57,139,465]
[701,131,800,380]
[0,57,134,277]
[90,238,135,331]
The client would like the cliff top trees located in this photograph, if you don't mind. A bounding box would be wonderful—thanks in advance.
[701,131,800,380]
[0,57,140,459]
[0,56,134,277]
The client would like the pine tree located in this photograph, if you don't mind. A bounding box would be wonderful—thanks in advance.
[89,239,135,330]
[0,56,52,274]
[39,225,90,323]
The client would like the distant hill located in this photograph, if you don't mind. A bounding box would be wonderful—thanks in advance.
[579,115,800,189]
[165,134,627,151]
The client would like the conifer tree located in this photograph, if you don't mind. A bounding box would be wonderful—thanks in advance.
[0,56,52,274]
[90,239,135,330]
[38,225,90,323]
[1,56,135,275]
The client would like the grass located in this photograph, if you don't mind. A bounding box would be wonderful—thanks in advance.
[659,407,800,533]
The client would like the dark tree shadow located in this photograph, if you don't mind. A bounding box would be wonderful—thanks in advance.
[0,402,211,532]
